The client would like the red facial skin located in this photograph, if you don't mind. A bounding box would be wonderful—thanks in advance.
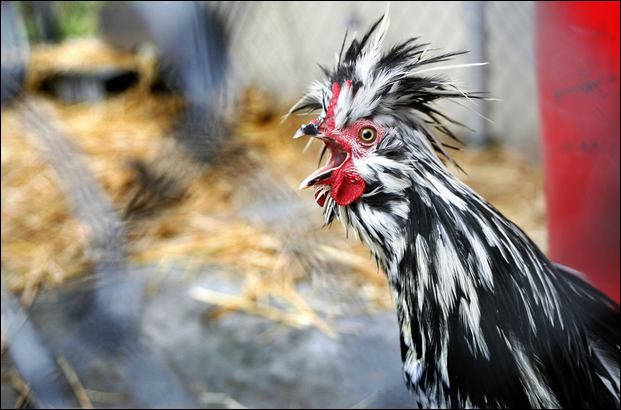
[314,118,385,207]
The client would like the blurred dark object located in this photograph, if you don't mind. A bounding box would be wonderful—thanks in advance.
[99,2,151,52]
[6,101,198,408]
[21,1,61,43]
[100,1,229,106]
[172,102,228,165]
[38,68,139,103]
[111,1,234,221]
[135,1,229,106]
[123,158,187,220]
[1,1,29,106]
[1,280,78,409]
[25,36,146,103]
[536,1,620,302]
[3,6,235,404]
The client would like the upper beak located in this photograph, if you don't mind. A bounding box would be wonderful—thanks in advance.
[293,128,308,139]
[293,122,323,139]
[293,123,326,153]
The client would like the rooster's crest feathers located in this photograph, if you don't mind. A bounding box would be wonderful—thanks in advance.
[289,14,480,162]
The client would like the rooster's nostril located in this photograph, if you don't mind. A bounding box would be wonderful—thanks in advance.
[302,123,318,136]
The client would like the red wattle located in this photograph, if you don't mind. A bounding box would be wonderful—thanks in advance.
[314,190,327,207]
[331,166,366,206]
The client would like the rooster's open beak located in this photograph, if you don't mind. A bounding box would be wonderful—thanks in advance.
[294,124,349,190]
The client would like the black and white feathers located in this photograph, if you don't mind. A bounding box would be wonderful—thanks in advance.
[292,14,620,409]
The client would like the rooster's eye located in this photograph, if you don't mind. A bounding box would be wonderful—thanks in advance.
[358,127,377,144]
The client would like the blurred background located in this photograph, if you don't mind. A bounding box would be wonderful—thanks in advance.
[1,1,618,408]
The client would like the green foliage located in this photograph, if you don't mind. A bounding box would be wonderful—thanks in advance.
[18,1,105,42]
[55,1,102,38]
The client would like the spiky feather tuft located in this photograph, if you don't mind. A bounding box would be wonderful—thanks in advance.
[289,14,484,166]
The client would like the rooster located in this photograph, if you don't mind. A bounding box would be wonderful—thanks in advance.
[290,14,620,409]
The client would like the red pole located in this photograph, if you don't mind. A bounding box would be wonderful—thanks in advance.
[536,1,620,302]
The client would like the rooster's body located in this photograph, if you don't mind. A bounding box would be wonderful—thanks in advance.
[291,15,620,408]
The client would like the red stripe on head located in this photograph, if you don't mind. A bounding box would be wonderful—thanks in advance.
[325,80,351,129]
[325,82,341,128]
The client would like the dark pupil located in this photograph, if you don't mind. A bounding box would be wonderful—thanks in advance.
[362,130,373,140]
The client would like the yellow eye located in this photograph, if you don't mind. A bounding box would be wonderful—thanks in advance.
[358,126,377,143]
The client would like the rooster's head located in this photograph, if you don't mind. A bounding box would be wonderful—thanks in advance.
[290,14,479,224]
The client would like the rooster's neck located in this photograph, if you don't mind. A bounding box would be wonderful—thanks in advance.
[345,155,567,407]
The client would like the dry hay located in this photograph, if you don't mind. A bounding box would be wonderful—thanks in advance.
[25,37,153,91]
[1,39,546,330]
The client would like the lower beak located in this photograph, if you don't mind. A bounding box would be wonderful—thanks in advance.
[298,139,349,190]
